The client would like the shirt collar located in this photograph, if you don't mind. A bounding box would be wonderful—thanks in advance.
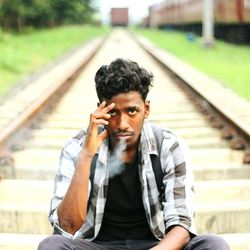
[140,121,158,156]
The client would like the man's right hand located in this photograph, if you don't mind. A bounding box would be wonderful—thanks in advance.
[83,101,115,157]
[57,101,115,234]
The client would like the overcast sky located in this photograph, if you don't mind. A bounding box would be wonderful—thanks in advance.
[95,0,163,24]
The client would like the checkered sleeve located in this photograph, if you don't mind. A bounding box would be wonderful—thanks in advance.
[161,131,196,235]
[48,135,91,237]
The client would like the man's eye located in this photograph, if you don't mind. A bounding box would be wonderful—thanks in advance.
[128,109,137,115]
[109,110,117,116]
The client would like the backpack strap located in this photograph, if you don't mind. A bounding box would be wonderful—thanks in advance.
[150,124,165,200]
[87,153,98,210]
[87,125,103,209]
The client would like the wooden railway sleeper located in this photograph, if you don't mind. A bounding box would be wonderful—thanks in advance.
[0,150,15,179]
[243,149,250,164]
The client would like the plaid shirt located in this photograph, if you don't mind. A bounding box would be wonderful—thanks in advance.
[49,121,196,240]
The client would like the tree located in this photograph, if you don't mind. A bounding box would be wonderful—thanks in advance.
[50,0,95,25]
[0,0,97,31]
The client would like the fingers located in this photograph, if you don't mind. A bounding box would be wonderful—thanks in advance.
[90,112,110,126]
[99,130,108,141]
[96,101,115,114]
[96,100,107,111]
[93,118,109,126]
[90,101,115,127]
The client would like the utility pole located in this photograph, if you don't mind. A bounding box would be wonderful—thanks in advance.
[201,0,215,47]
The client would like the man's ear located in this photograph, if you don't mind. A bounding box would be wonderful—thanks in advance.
[144,100,150,119]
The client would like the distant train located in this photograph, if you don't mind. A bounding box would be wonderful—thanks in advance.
[147,0,250,43]
[110,8,129,27]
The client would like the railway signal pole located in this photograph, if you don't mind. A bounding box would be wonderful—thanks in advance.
[202,0,215,47]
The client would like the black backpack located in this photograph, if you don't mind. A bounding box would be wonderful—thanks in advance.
[89,124,165,202]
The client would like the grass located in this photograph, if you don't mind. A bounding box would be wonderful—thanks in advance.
[0,25,109,96]
[134,28,250,101]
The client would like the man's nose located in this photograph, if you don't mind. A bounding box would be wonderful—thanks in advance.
[117,114,129,131]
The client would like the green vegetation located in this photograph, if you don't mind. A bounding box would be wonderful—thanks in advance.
[135,28,250,101]
[0,25,109,96]
[0,0,95,32]
[0,0,105,96]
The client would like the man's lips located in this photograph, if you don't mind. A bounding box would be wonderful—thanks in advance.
[113,133,133,138]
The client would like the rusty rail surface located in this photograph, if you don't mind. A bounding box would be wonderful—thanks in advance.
[132,33,250,163]
[0,37,105,150]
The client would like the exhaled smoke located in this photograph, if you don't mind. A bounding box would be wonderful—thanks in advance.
[108,139,127,178]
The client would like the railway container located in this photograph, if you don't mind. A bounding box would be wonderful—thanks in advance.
[111,8,129,27]
[149,0,250,43]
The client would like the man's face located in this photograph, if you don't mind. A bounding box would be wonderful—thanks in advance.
[103,91,150,150]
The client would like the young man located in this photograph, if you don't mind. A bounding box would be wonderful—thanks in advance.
[38,58,229,250]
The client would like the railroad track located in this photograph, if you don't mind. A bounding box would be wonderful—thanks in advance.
[0,28,250,250]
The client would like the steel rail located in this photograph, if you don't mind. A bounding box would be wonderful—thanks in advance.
[0,37,105,150]
[132,34,250,159]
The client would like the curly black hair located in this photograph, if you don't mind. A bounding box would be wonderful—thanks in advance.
[95,58,153,101]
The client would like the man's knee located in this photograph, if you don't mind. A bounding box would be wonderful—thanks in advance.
[38,236,53,250]
[38,235,72,250]
[187,233,230,250]
[201,234,229,249]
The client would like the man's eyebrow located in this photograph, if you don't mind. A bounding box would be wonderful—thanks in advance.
[127,105,140,109]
